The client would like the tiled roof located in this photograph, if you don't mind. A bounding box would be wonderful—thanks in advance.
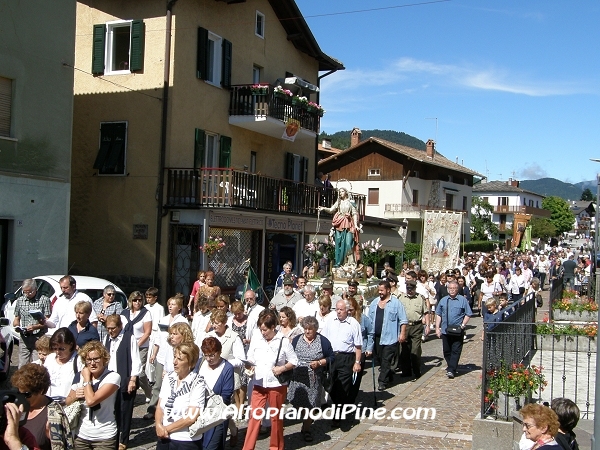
[318,137,482,177]
[472,180,545,197]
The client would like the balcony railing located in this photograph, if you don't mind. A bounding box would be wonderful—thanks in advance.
[229,84,321,134]
[493,205,551,217]
[165,168,365,218]
[384,203,467,213]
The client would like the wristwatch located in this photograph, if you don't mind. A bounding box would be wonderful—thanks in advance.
[82,381,90,387]
[355,361,361,365]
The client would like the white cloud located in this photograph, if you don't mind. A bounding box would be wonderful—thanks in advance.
[518,163,548,180]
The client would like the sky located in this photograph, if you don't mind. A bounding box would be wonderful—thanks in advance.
[296,0,600,184]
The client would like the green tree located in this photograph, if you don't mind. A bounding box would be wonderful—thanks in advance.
[529,217,557,240]
[470,197,499,240]
[581,188,595,201]
[542,196,575,234]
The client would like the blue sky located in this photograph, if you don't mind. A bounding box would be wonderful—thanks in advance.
[297,0,600,184]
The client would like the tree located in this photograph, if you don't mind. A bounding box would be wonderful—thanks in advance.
[470,197,499,240]
[542,196,575,234]
[581,188,595,201]
[529,217,557,240]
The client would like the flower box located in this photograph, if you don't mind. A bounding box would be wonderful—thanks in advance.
[553,310,597,322]
[496,393,531,418]
[536,334,597,353]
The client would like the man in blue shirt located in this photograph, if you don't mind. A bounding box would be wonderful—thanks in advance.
[435,281,472,379]
[365,280,408,391]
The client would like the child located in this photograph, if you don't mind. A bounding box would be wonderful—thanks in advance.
[481,297,501,340]
[34,335,50,365]
[188,270,206,315]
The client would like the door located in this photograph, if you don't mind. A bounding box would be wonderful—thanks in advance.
[168,224,201,299]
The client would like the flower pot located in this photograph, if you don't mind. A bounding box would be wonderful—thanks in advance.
[536,334,597,353]
[552,310,597,322]
[496,393,530,417]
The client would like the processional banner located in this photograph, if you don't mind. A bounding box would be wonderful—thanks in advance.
[421,211,462,274]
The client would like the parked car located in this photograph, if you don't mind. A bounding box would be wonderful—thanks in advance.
[2,275,127,343]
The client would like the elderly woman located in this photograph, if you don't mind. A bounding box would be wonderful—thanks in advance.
[93,285,123,343]
[243,312,298,450]
[146,296,190,420]
[44,327,83,401]
[66,341,121,450]
[156,343,204,450]
[121,291,153,400]
[278,307,302,341]
[287,316,334,442]
[11,363,73,450]
[68,300,100,349]
[520,403,560,449]
[199,337,235,449]
[315,294,332,333]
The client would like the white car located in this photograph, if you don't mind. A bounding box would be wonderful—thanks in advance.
[3,275,127,342]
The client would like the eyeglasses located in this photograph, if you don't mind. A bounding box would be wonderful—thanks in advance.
[132,298,143,302]
[86,357,102,365]
[19,391,32,398]
[106,293,115,296]
[23,290,35,295]
[204,353,218,359]
[522,422,537,430]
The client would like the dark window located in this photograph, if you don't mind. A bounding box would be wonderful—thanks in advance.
[412,189,419,205]
[93,122,127,175]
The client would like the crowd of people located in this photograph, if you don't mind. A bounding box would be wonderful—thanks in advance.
[4,245,588,450]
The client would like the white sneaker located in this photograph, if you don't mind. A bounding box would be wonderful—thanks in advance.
[421,335,426,342]
[145,397,150,403]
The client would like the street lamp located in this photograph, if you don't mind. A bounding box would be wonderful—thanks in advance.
[589,158,600,450]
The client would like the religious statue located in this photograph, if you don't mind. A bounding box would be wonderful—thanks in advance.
[318,187,362,268]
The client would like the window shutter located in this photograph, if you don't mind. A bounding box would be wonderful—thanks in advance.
[285,152,294,180]
[194,128,206,168]
[92,24,106,75]
[93,122,126,174]
[219,135,232,168]
[221,39,232,88]
[301,157,308,183]
[196,27,209,80]
[130,20,145,72]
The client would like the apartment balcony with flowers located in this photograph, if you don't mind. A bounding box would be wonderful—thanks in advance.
[228,84,324,140]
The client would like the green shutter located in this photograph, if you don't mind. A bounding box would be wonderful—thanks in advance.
[194,128,206,168]
[219,136,232,168]
[221,39,232,88]
[92,24,106,75]
[285,152,294,180]
[130,20,145,72]
[196,27,209,80]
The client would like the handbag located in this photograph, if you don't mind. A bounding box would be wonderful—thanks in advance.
[321,360,332,393]
[189,365,234,438]
[275,337,292,384]
[444,297,463,336]
[62,400,83,431]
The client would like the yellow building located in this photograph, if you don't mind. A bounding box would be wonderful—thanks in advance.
[71,0,347,298]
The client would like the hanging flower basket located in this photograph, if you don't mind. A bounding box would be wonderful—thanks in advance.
[250,84,268,95]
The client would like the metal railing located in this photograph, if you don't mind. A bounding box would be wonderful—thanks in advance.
[165,168,366,218]
[229,84,321,134]
[384,203,467,213]
[481,295,596,420]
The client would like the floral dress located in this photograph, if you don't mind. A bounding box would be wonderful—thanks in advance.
[287,336,324,409]
[231,319,249,387]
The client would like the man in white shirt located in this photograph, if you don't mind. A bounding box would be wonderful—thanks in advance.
[104,314,142,450]
[47,275,98,330]
[322,299,363,423]
[243,289,264,344]
[293,284,319,320]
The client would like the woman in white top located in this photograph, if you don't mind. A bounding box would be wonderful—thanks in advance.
[44,327,83,401]
[66,340,121,450]
[278,307,303,342]
[315,295,332,334]
[243,311,298,450]
[479,271,503,313]
[418,271,437,330]
[121,291,153,399]
[144,287,165,384]
[508,266,528,303]
[156,343,204,449]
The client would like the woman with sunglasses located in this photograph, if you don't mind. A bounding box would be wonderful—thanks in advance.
[93,285,123,343]
[66,340,121,450]
[121,291,153,401]
[44,327,83,401]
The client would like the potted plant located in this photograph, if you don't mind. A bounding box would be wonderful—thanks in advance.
[273,86,293,99]
[536,319,597,352]
[307,101,325,117]
[552,296,598,322]
[199,236,226,259]
[292,95,309,107]
[486,362,546,417]
[250,84,269,95]
[360,238,384,276]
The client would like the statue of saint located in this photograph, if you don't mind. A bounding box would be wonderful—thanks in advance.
[319,187,362,268]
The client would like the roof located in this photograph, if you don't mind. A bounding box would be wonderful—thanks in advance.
[570,201,595,215]
[318,137,482,177]
[268,0,345,72]
[318,142,341,157]
[472,180,545,198]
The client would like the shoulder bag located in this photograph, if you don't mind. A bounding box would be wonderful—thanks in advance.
[444,298,463,336]
[275,337,293,384]
[189,365,234,438]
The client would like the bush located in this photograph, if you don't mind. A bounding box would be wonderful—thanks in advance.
[461,240,504,255]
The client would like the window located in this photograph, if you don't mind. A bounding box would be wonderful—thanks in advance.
[445,193,454,210]
[368,188,379,205]
[498,197,508,206]
[483,197,489,204]
[252,65,261,84]
[0,77,12,137]
[250,151,257,173]
[92,20,145,75]
[194,129,231,168]
[410,231,417,243]
[285,152,308,183]
[255,11,265,38]
[412,189,419,205]
[93,122,127,175]
[463,196,468,211]
[197,28,232,88]
[368,168,380,176]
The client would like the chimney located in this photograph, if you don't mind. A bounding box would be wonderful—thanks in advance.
[322,138,331,149]
[426,139,435,158]
[350,127,362,147]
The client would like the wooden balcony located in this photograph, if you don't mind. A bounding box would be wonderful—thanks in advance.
[228,85,320,140]
[384,203,466,219]
[493,205,551,218]
[165,168,365,218]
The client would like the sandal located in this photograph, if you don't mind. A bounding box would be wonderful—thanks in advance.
[302,430,314,442]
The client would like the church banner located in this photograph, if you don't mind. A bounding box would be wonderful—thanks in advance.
[421,211,463,274]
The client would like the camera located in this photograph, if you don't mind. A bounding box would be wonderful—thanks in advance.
[0,391,30,433]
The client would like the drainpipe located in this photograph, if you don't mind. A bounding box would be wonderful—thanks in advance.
[315,69,337,181]
[153,0,178,289]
